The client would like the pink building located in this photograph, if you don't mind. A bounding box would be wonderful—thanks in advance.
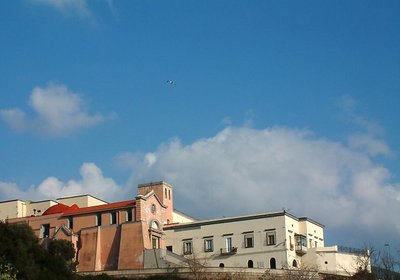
[6,181,175,272]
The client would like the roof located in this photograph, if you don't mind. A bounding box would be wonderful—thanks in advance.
[56,194,108,204]
[138,181,172,189]
[164,210,324,230]
[62,200,136,216]
[42,203,71,215]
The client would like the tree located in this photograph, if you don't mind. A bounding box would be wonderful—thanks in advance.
[0,221,77,280]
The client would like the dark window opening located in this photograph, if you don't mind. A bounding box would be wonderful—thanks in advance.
[270,257,276,269]
[248,260,254,268]
[126,209,132,222]
[245,234,254,248]
[96,213,102,226]
[293,260,298,268]
[219,263,225,268]
[41,224,50,238]
[67,217,73,229]
[166,246,173,252]
[110,212,117,225]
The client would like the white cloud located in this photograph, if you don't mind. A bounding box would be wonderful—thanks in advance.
[348,133,391,157]
[29,0,92,19]
[1,83,105,136]
[0,163,122,202]
[119,126,400,246]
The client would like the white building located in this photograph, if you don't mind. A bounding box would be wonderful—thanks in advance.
[164,210,370,276]
[0,194,107,221]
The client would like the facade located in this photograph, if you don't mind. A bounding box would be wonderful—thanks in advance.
[163,211,323,270]
[0,194,107,221]
[0,181,369,276]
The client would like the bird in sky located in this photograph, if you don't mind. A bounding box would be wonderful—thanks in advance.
[166,80,176,85]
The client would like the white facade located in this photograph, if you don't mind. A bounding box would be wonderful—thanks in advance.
[57,194,107,208]
[0,195,106,221]
[0,199,58,221]
[164,211,324,270]
[164,211,367,276]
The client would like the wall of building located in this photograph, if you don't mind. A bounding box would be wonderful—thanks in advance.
[0,200,26,221]
[164,213,296,269]
[58,195,107,208]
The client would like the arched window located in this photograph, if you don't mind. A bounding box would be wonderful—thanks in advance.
[248,260,254,268]
[150,220,159,230]
[270,257,276,269]
[292,259,298,268]
[219,263,224,268]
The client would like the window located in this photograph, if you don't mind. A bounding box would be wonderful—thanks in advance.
[151,204,156,214]
[40,224,50,238]
[289,235,294,250]
[168,189,171,199]
[183,241,192,255]
[226,237,233,252]
[67,217,73,229]
[244,234,254,248]
[270,257,276,269]
[248,260,254,268]
[219,263,225,268]
[96,213,102,226]
[266,231,276,246]
[152,237,159,249]
[126,208,133,222]
[151,220,159,229]
[165,188,168,198]
[292,259,298,268]
[204,239,213,252]
[315,241,318,248]
[110,212,117,225]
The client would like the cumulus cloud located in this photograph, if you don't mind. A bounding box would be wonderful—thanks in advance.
[0,163,122,202]
[1,83,105,136]
[119,126,400,246]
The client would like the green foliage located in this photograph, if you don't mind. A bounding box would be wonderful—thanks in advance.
[0,262,16,280]
[0,221,77,280]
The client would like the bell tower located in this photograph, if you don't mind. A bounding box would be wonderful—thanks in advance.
[137,181,173,223]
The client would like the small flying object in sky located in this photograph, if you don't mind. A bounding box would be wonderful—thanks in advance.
[166,80,176,85]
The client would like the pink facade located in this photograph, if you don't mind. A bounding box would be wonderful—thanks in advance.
[6,182,173,272]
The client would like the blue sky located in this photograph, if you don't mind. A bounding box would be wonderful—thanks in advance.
[1,0,399,250]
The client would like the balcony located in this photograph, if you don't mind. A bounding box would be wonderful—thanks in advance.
[295,234,307,255]
[295,244,308,255]
[220,247,237,256]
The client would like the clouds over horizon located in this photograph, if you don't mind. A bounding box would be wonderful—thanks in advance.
[121,126,400,245]
[1,83,106,136]
[0,125,399,247]
[0,163,121,202]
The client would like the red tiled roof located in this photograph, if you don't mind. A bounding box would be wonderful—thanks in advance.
[42,203,71,215]
[62,200,136,216]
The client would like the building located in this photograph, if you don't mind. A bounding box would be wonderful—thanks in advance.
[0,181,370,276]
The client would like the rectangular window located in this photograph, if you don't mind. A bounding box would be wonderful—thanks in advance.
[96,213,102,226]
[266,231,276,246]
[204,239,213,252]
[183,241,193,255]
[67,217,73,230]
[244,234,254,248]
[40,224,50,238]
[226,237,233,252]
[110,212,117,225]
[126,208,133,222]
[152,237,159,249]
